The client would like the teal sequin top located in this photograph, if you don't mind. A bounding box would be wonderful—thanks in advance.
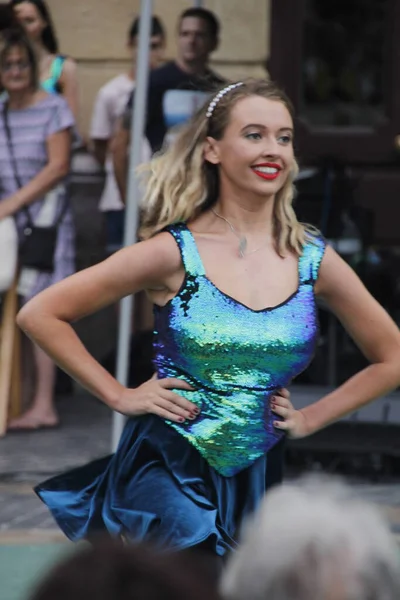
[153,223,326,477]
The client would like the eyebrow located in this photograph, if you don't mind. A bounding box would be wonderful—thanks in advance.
[240,124,294,133]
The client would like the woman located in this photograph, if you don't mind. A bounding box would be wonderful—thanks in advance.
[18,80,400,556]
[10,0,79,121]
[0,29,75,430]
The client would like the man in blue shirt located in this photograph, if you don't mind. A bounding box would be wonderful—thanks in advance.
[112,7,224,202]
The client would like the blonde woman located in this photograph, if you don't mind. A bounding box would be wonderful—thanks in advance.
[18,80,400,560]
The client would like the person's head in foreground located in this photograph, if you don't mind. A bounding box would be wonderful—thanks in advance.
[29,540,221,600]
[139,78,305,258]
[220,475,400,600]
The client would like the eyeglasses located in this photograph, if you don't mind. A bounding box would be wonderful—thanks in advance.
[1,61,30,73]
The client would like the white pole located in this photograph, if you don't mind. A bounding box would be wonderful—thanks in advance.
[111,0,153,451]
[192,0,204,5]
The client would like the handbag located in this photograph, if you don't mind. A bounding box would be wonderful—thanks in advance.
[0,215,18,293]
[2,102,68,273]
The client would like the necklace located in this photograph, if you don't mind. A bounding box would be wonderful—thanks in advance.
[211,208,269,258]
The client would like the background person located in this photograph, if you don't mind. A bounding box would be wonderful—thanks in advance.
[29,541,222,600]
[112,7,224,203]
[10,0,79,121]
[220,475,400,600]
[0,29,74,431]
[90,15,165,254]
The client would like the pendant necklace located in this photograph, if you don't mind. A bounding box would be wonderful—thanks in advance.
[211,208,268,258]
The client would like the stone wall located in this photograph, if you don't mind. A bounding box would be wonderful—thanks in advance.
[48,0,271,136]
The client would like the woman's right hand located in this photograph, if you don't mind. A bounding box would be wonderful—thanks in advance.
[116,377,199,423]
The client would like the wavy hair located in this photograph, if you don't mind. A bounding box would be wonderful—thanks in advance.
[139,78,312,256]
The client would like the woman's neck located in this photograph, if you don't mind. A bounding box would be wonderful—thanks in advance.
[8,88,39,110]
[32,42,54,81]
[32,40,51,60]
[214,193,276,237]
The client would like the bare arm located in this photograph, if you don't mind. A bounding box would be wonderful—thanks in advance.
[59,58,79,123]
[111,118,130,204]
[91,138,108,169]
[17,233,197,421]
[0,129,71,219]
[301,246,400,434]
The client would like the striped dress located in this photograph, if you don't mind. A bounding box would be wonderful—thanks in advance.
[0,94,75,301]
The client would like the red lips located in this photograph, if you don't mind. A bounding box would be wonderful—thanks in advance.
[251,163,282,181]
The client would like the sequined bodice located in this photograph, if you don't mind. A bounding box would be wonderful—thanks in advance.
[153,223,326,477]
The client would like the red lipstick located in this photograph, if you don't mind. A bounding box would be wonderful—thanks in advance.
[251,163,282,181]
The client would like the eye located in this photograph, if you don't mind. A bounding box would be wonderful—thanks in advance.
[245,132,262,141]
[278,134,293,145]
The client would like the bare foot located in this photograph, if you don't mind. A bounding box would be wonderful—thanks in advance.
[7,408,60,431]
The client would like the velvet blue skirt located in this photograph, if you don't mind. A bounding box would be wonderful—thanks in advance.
[35,415,284,556]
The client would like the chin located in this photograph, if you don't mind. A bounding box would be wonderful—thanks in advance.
[7,85,28,93]
[250,181,285,198]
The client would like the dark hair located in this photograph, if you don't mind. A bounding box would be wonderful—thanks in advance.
[29,541,221,600]
[129,15,165,42]
[10,0,59,54]
[179,8,220,39]
[0,27,38,89]
[0,5,20,31]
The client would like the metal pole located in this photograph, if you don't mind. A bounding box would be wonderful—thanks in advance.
[192,0,204,6]
[111,0,153,451]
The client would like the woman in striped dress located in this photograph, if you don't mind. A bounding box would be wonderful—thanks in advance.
[0,29,75,431]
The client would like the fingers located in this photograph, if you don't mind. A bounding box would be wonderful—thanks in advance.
[271,404,290,419]
[162,389,200,416]
[150,404,188,423]
[273,418,289,430]
[155,399,188,421]
[271,389,293,428]
[160,377,194,391]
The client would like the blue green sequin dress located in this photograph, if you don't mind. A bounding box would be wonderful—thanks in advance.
[35,223,326,555]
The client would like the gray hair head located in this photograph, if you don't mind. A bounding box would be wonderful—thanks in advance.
[220,475,400,600]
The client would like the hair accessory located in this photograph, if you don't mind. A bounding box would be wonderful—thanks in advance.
[206,82,244,118]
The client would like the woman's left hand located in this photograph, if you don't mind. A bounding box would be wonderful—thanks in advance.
[0,196,19,220]
[271,388,310,439]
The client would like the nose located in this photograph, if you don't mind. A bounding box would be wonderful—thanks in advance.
[261,138,281,159]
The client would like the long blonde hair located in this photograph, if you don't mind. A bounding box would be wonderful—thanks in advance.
[139,78,312,256]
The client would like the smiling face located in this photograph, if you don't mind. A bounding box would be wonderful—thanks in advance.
[13,2,47,43]
[204,95,295,201]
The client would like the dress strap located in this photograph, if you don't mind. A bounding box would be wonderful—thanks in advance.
[50,55,66,81]
[298,234,326,285]
[165,223,206,277]
[42,56,66,94]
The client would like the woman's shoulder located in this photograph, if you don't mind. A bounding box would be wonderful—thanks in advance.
[300,227,327,283]
[38,92,70,110]
[303,227,326,251]
[58,55,77,77]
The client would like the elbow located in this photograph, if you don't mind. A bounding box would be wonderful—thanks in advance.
[16,303,34,334]
[16,299,47,336]
[51,160,70,182]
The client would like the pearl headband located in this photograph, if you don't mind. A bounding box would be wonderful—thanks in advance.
[206,82,244,118]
